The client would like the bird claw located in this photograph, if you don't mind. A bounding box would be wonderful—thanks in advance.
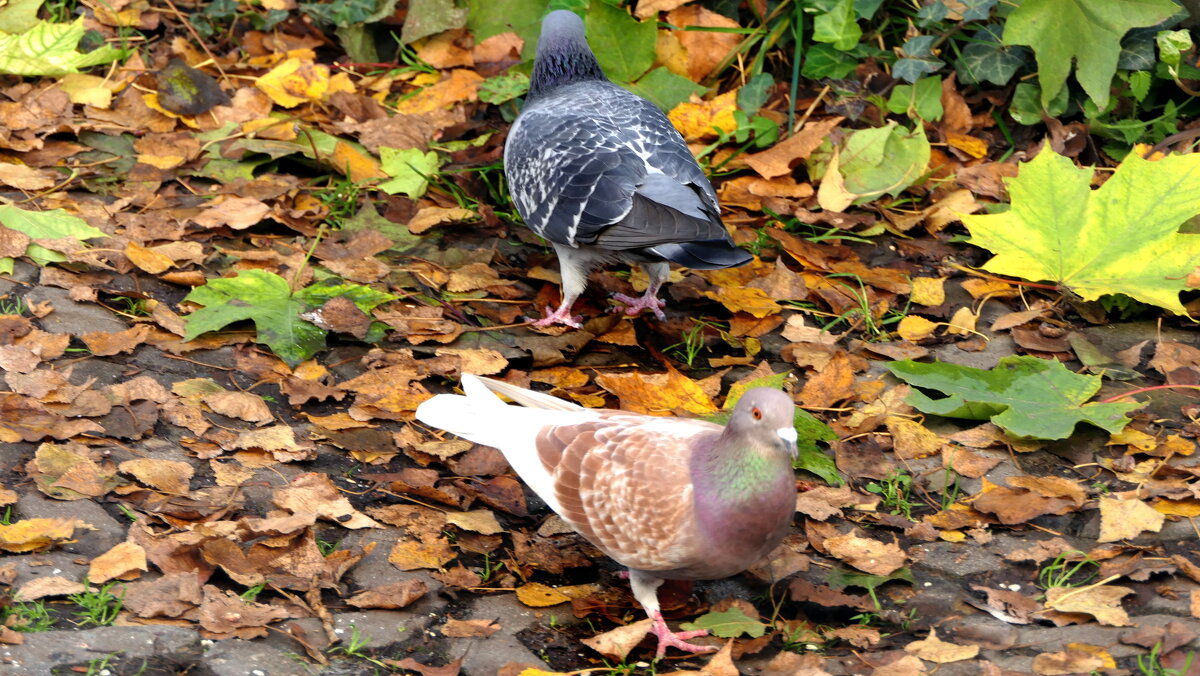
[612,293,666,321]
[650,612,715,659]
[531,306,583,329]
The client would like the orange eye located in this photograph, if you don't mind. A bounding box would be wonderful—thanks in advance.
[751,407,762,420]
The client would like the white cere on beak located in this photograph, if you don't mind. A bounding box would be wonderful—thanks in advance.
[777,427,798,443]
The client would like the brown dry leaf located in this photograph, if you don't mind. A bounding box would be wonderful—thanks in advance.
[870,655,926,675]
[441,618,502,638]
[744,117,843,179]
[347,578,428,609]
[701,286,781,318]
[202,390,273,424]
[88,541,148,583]
[273,472,382,528]
[697,640,736,676]
[191,196,271,229]
[79,325,151,356]
[1192,590,1200,618]
[408,206,477,234]
[199,584,289,637]
[903,628,979,663]
[595,366,717,415]
[1044,585,1133,626]
[444,509,504,535]
[122,572,203,619]
[1098,496,1165,542]
[389,536,456,571]
[515,582,572,607]
[0,518,87,553]
[447,262,507,293]
[824,532,906,575]
[125,241,176,273]
[798,350,856,407]
[14,575,87,601]
[1031,645,1108,675]
[886,418,943,460]
[119,458,194,494]
[636,0,693,17]
[29,441,119,500]
[826,625,882,648]
[972,479,1079,525]
[667,6,741,81]
[580,618,653,661]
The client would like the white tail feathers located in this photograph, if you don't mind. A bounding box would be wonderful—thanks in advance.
[415,374,591,514]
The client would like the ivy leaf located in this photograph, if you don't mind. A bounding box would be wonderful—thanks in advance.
[887,356,1142,440]
[963,148,1200,314]
[680,607,767,638]
[812,0,861,51]
[956,24,1031,86]
[801,43,860,79]
[183,270,395,367]
[1002,0,1179,108]
[585,2,656,83]
[0,18,122,76]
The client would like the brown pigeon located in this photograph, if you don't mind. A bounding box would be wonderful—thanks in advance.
[416,374,798,657]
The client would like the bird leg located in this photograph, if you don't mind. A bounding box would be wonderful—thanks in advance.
[628,569,715,659]
[650,611,713,659]
[532,247,589,328]
[532,300,583,328]
[612,261,668,320]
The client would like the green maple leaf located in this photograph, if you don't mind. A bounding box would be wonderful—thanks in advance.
[1002,0,1179,109]
[0,204,107,266]
[680,607,767,639]
[183,270,395,366]
[887,356,1141,440]
[585,2,656,84]
[0,18,123,76]
[963,149,1200,314]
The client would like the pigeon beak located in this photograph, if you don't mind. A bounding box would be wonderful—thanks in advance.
[777,426,798,459]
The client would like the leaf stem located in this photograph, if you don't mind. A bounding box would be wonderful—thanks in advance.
[1100,384,1200,403]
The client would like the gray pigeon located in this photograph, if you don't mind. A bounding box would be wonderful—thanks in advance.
[415,374,798,658]
[505,10,753,328]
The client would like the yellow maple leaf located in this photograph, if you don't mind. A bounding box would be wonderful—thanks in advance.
[668,89,737,141]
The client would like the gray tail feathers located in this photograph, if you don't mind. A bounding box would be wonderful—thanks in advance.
[649,241,753,270]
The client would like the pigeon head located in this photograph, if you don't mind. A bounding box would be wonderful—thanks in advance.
[726,388,798,459]
[528,10,607,100]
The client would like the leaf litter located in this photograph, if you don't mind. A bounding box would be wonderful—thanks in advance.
[0,0,1195,673]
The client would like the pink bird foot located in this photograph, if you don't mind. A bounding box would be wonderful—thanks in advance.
[531,304,583,329]
[650,611,714,659]
[612,292,666,320]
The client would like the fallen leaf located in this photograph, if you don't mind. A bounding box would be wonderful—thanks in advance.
[88,541,148,583]
[1097,496,1165,542]
[580,618,653,661]
[903,628,979,663]
[1044,585,1132,626]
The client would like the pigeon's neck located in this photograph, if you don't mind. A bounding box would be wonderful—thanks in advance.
[528,36,607,100]
[692,433,791,506]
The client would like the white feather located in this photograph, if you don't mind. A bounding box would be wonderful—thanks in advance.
[415,375,598,514]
